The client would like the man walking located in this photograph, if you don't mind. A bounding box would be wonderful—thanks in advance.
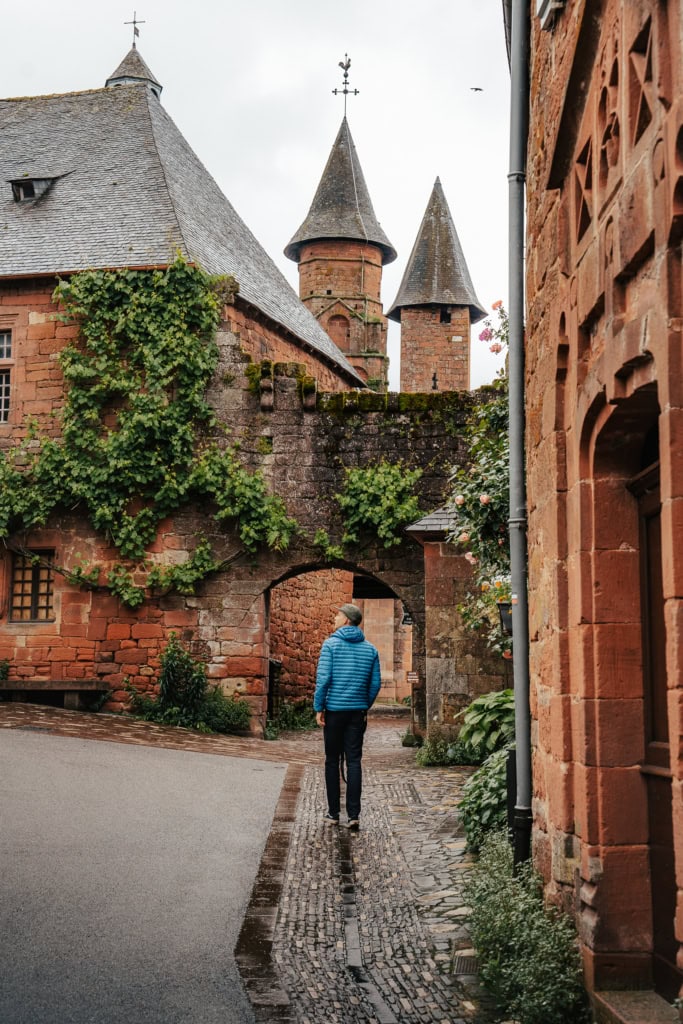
[314,604,381,831]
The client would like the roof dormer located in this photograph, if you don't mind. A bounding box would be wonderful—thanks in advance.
[10,177,57,202]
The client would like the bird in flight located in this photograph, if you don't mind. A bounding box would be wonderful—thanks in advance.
[470,87,483,92]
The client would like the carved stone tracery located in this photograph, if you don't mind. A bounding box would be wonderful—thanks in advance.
[629,16,654,146]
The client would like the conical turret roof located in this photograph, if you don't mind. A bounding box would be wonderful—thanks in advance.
[106,46,162,96]
[285,117,396,265]
[387,178,485,323]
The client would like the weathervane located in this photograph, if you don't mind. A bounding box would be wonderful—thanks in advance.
[124,11,146,46]
[332,55,359,116]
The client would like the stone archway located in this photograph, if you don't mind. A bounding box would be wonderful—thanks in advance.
[266,565,416,716]
[572,382,681,996]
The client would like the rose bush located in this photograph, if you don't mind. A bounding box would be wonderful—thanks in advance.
[447,303,511,657]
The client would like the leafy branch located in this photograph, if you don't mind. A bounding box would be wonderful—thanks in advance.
[336,460,423,549]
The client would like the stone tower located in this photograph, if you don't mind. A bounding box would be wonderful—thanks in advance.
[387,178,485,392]
[285,118,396,390]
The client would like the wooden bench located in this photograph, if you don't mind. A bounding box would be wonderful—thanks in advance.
[0,678,109,710]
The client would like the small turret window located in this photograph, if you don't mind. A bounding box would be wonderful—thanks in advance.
[440,308,452,324]
[12,181,35,201]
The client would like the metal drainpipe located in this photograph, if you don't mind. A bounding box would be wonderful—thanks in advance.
[507,0,532,866]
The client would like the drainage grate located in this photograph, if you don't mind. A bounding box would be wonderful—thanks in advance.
[383,782,423,805]
[452,954,479,976]
[18,726,51,733]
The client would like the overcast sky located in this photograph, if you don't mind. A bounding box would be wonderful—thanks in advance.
[3,0,510,390]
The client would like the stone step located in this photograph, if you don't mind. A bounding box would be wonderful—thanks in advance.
[593,990,678,1024]
[369,702,410,717]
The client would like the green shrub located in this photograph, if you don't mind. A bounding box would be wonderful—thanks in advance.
[0,659,8,682]
[263,719,280,741]
[456,688,515,763]
[400,730,422,748]
[264,699,318,739]
[129,633,250,735]
[415,729,474,767]
[465,831,591,1024]
[458,746,509,850]
[158,633,206,718]
[275,699,317,731]
[197,684,251,733]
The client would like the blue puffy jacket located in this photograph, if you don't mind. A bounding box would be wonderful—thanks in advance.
[313,626,381,712]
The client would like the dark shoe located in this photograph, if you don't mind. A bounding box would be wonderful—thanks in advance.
[347,819,360,831]
[324,813,339,825]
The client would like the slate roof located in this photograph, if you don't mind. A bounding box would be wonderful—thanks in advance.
[387,178,486,324]
[284,117,396,265]
[105,46,162,93]
[0,64,362,384]
[405,507,456,539]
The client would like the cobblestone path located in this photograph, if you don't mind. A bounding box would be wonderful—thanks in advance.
[251,721,489,1024]
[0,704,492,1023]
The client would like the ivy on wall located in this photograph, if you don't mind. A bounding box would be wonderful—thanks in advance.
[0,259,296,605]
[0,259,428,609]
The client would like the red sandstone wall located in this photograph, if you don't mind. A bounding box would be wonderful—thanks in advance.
[526,0,683,993]
[0,277,68,445]
[225,300,355,393]
[0,278,354,722]
[269,569,353,702]
[399,306,470,393]
[0,521,198,708]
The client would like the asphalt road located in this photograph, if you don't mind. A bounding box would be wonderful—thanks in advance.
[0,729,287,1024]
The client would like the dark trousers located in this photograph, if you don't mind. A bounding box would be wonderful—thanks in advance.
[323,709,367,820]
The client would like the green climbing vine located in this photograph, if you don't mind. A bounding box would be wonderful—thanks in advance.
[1,259,427,608]
[336,460,423,549]
[0,258,296,606]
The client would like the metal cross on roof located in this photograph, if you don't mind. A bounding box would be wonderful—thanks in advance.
[332,55,359,116]
[124,11,146,45]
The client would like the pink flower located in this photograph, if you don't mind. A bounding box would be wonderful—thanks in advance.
[489,342,503,354]
[479,494,491,505]
[458,531,470,544]
[479,328,493,342]
[464,552,478,565]
[454,494,465,506]
[492,300,503,310]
